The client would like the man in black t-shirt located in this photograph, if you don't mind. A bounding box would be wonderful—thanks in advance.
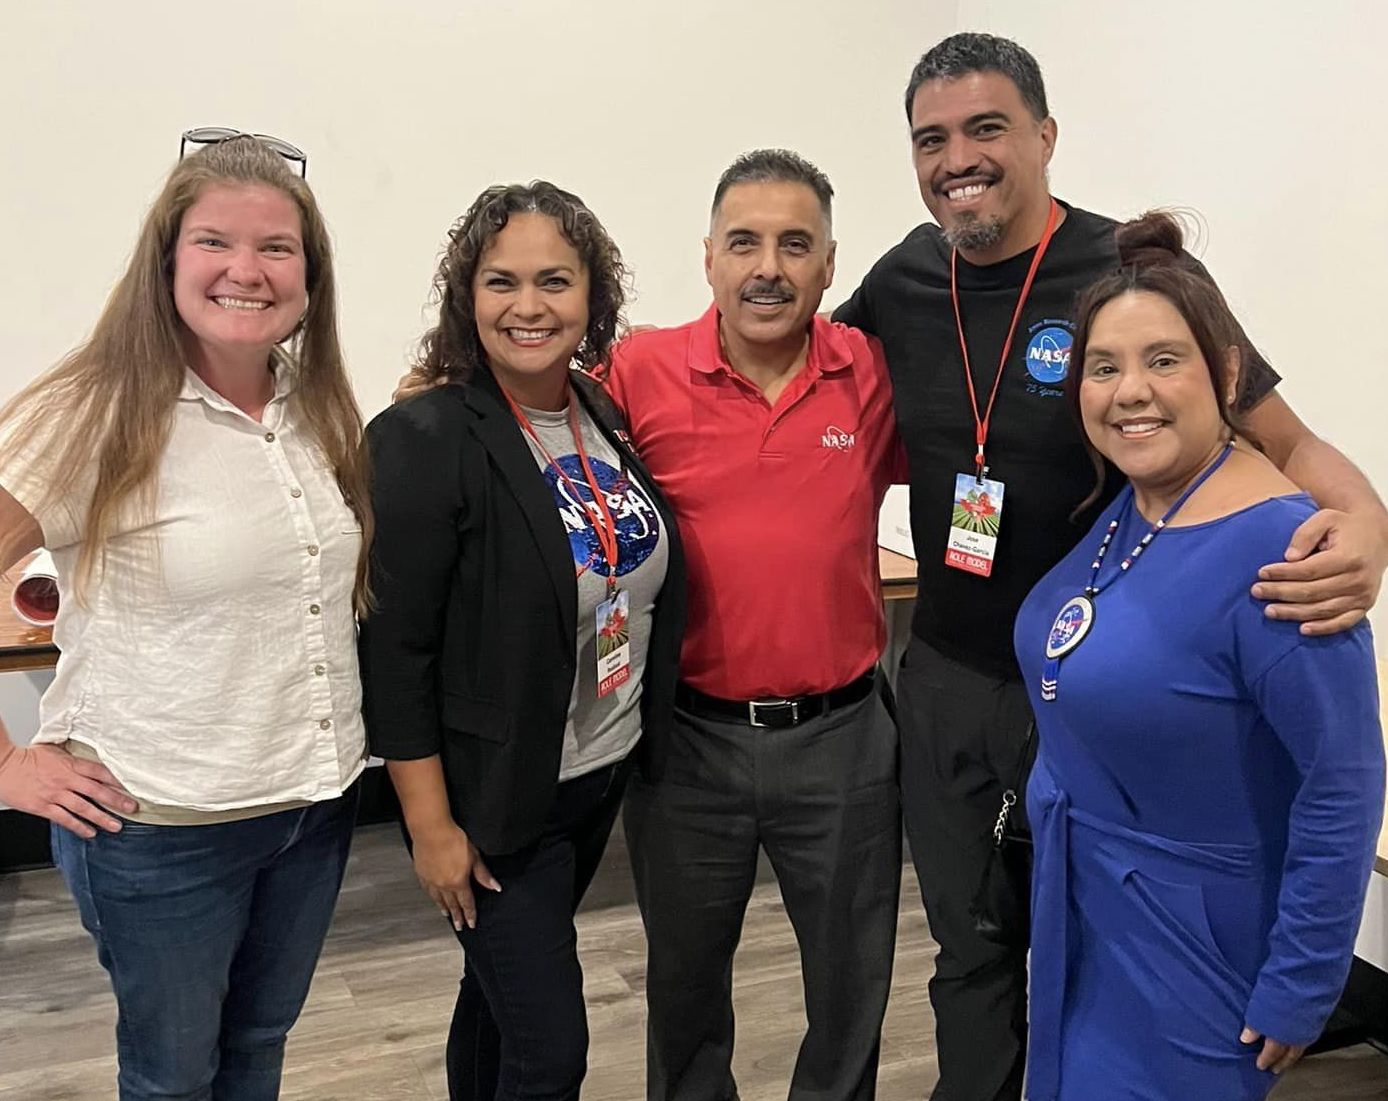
[833,32,1388,1101]
[841,199,1281,680]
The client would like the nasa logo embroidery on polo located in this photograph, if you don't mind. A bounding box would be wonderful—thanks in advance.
[820,424,856,451]
[1024,322,1074,385]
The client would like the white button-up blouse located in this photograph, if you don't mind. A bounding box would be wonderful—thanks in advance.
[1,367,366,810]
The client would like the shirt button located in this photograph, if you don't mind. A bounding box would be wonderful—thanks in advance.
[319,719,332,730]
[307,545,319,557]
[309,603,321,615]
[314,664,326,676]
[290,487,303,499]
[264,431,276,443]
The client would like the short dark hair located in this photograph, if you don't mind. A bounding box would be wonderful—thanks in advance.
[710,149,834,227]
[904,32,1049,122]
[416,181,628,385]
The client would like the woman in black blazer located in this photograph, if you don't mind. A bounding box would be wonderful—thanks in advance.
[360,182,685,1101]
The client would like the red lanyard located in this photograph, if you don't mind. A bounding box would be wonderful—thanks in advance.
[950,197,1060,479]
[503,386,621,593]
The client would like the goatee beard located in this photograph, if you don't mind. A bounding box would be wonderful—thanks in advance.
[944,214,1005,254]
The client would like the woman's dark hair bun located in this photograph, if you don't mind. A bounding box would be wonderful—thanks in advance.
[1113,210,1186,268]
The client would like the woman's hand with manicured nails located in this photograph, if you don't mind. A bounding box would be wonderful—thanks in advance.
[410,820,502,930]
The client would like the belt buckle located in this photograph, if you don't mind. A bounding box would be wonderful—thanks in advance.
[748,697,797,728]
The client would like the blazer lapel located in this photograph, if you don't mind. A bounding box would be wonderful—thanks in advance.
[465,371,578,648]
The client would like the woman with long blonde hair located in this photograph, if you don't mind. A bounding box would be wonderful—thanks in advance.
[0,133,371,1100]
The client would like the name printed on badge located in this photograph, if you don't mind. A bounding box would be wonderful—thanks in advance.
[945,472,1006,578]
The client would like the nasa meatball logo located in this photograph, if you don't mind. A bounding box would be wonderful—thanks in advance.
[543,456,661,577]
[1024,323,1073,385]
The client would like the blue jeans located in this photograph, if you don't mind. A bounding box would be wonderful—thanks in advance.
[445,756,632,1101]
[51,786,358,1101]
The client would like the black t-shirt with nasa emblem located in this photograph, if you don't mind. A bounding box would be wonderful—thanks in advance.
[834,201,1279,678]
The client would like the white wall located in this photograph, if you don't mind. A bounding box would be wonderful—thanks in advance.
[5,4,1380,535]
[0,0,946,417]
[5,3,1382,503]
[1357,869,1387,972]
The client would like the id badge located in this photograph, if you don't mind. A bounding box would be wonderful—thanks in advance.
[945,473,1005,578]
[595,588,632,698]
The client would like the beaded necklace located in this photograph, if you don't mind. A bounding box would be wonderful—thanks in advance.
[1040,442,1234,702]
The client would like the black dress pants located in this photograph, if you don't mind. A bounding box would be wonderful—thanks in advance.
[624,679,901,1101]
[896,635,1034,1101]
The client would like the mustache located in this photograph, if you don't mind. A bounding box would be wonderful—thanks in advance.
[741,280,794,299]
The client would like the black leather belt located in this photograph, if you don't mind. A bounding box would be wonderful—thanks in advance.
[675,671,877,729]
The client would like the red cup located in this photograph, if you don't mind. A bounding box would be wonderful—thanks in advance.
[12,551,59,627]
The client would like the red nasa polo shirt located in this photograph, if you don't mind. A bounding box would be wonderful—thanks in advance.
[606,305,901,699]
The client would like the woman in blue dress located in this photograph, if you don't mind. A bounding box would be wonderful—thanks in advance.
[1015,212,1385,1101]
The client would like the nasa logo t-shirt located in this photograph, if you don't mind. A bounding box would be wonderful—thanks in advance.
[517,399,668,780]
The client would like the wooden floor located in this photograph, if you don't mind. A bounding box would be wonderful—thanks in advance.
[1,824,1384,1100]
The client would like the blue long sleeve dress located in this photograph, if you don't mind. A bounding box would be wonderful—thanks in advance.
[1015,489,1384,1101]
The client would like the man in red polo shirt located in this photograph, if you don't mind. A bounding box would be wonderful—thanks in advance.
[610,150,903,1101]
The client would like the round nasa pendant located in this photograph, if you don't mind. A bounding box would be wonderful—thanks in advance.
[1046,595,1095,660]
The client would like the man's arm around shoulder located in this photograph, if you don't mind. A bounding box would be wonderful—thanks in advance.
[1242,392,1388,635]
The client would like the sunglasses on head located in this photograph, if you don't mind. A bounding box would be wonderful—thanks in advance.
[179,127,308,179]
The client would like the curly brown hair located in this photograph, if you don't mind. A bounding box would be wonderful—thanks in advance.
[415,181,629,385]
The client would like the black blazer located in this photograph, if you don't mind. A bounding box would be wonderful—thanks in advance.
[359,368,686,854]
